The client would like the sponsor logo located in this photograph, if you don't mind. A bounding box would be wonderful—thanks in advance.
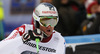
[42,11,56,14]
[23,41,56,53]
[21,51,37,54]
[3,31,18,41]
[43,3,55,11]
[19,27,24,33]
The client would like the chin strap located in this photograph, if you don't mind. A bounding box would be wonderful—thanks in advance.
[42,31,49,38]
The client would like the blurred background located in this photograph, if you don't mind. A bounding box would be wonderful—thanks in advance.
[0,0,39,40]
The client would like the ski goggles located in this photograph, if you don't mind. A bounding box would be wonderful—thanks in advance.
[39,16,58,27]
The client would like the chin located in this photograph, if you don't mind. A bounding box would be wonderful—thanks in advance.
[48,33,52,36]
[46,33,51,36]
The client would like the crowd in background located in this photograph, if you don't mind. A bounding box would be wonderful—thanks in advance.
[53,0,100,36]
[1,0,100,40]
[0,0,5,40]
[33,0,100,36]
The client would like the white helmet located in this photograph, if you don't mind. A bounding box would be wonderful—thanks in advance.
[33,3,59,28]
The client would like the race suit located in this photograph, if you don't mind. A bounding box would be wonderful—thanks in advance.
[0,24,66,54]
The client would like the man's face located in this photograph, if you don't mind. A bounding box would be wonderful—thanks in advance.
[40,25,54,37]
[39,16,58,37]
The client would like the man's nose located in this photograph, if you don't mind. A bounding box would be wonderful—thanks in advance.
[47,25,51,28]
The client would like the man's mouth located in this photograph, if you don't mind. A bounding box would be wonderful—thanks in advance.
[47,30,51,32]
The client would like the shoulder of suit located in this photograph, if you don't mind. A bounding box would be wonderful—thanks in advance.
[15,24,34,36]
[22,24,33,27]
[53,30,62,36]
[53,30,64,40]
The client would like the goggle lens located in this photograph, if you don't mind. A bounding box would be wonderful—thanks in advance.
[40,16,58,27]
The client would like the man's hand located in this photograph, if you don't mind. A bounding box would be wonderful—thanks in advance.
[22,28,43,42]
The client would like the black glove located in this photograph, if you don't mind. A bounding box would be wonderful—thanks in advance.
[22,28,43,42]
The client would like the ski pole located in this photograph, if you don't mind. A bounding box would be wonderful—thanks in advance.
[35,38,40,54]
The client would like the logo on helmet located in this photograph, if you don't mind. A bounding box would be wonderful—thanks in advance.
[42,11,56,14]
[43,3,55,11]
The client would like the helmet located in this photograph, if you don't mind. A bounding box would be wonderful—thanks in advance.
[33,3,59,28]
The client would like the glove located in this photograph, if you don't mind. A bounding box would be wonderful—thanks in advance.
[22,28,43,42]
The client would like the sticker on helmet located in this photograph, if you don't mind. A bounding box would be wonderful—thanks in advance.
[43,3,55,11]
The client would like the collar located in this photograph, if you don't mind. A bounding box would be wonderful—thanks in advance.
[41,31,55,43]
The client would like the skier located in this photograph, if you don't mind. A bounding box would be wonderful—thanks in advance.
[0,3,66,54]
